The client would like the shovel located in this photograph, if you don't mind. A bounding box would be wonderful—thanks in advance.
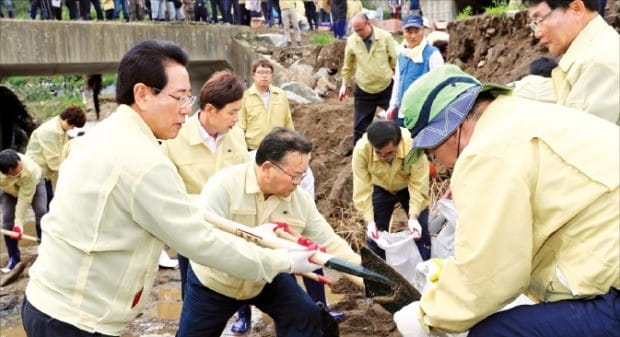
[360,246,421,314]
[1,228,38,242]
[203,211,392,286]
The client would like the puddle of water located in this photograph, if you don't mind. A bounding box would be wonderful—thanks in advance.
[155,301,182,321]
[0,325,26,337]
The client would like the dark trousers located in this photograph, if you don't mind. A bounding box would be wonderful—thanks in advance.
[238,5,250,25]
[64,0,79,18]
[30,0,53,19]
[353,81,393,144]
[228,0,239,23]
[78,0,103,19]
[318,8,328,22]
[235,267,328,322]
[209,0,223,22]
[22,297,116,337]
[194,0,208,21]
[303,268,326,304]
[267,0,280,26]
[178,265,322,337]
[44,179,53,210]
[113,0,129,19]
[599,0,606,16]
[1,181,47,261]
[365,186,430,260]
[303,1,316,30]
[470,288,620,337]
[178,253,189,299]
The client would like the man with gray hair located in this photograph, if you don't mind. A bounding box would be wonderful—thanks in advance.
[523,0,619,124]
[340,12,397,144]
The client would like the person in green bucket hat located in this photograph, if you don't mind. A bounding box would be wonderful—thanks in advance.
[393,64,620,337]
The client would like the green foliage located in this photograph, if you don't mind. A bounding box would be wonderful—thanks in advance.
[311,33,336,45]
[484,0,511,17]
[102,74,117,88]
[457,6,473,20]
[26,97,86,121]
[4,76,85,102]
[2,75,88,121]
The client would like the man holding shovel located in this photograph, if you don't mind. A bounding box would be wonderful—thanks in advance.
[0,149,47,274]
[393,64,619,336]
[21,40,319,337]
[177,128,362,337]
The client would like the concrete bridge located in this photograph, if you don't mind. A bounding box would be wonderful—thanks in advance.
[0,19,259,92]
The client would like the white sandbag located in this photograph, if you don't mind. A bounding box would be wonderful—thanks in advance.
[374,230,423,286]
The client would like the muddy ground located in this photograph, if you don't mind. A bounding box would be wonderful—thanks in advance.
[3,6,620,337]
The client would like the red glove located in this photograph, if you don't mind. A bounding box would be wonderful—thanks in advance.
[338,85,348,101]
[386,106,398,120]
[10,225,23,240]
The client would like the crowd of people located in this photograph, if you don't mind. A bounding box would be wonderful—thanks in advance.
[1,0,618,336]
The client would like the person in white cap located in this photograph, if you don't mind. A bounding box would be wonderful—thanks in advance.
[386,13,444,126]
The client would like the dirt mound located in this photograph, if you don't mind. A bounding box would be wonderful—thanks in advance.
[448,10,550,83]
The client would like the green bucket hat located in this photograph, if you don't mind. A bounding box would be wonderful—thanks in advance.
[402,64,513,150]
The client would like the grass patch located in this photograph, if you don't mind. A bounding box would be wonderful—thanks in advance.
[311,33,336,45]
[457,6,473,20]
[484,0,520,17]
[26,97,86,121]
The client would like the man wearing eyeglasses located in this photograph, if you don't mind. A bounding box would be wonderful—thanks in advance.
[238,59,295,151]
[177,127,362,337]
[21,40,319,337]
[524,0,619,124]
[352,120,430,261]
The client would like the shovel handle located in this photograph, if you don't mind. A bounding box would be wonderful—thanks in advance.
[1,228,38,242]
[203,211,333,266]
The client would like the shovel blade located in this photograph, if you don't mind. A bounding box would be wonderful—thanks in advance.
[323,256,392,285]
[360,247,421,314]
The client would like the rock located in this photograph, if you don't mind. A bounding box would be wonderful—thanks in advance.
[287,62,316,88]
[314,67,330,79]
[256,33,288,47]
[282,82,322,103]
[486,27,496,36]
[315,76,337,97]
[255,46,272,55]
[285,90,311,104]
[477,60,486,68]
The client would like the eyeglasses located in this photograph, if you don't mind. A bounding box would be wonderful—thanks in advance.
[271,161,307,183]
[529,8,557,32]
[152,87,196,108]
[255,70,273,76]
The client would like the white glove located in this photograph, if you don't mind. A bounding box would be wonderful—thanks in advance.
[338,84,348,101]
[253,222,278,240]
[366,220,379,240]
[288,249,320,274]
[394,301,430,337]
[408,218,422,240]
[413,258,444,294]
